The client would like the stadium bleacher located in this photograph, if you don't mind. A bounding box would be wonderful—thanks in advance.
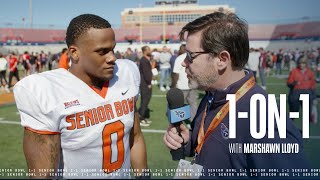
[0,28,65,44]
[1,21,319,43]
[0,21,319,53]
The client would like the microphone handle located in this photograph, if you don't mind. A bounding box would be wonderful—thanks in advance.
[170,122,185,161]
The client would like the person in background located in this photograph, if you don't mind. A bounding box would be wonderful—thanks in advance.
[29,52,37,74]
[0,53,10,92]
[169,49,178,87]
[151,49,160,85]
[138,46,153,127]
[159,46,172,91]
[287,57,317,123]
[290,49,297,71]
[39,51,47,72]
[258,47,267,90]
[246,48,260,81]
[135,48,142,65]
[124,47,138,63]
[35,52,41,73]
[115,50,122,59]
[47,51,53,70]
[8,52,20,89]
[283,50,291,70]
[58,48,69,70]
[275,49,283,76]
[22,51,30,77]
[265,51,273,77]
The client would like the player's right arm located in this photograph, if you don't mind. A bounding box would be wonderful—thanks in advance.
[13,79,62,178]
[24,129,61,178]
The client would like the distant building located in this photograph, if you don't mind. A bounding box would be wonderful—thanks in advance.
[120,0,235,28]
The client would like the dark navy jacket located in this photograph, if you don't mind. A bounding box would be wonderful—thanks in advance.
[185,71,310,178]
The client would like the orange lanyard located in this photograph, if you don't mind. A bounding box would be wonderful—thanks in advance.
[195,76,255,154]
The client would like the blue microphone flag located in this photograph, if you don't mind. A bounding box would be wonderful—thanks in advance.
[168,105,191,124]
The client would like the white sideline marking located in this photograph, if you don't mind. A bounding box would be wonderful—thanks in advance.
[0,120,20,125]
[0,119,320,138]
[141,129,166,133]
[152,94,165,97]
[267,83,288,85]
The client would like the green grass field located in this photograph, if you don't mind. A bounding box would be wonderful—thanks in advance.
[0,69,319,179]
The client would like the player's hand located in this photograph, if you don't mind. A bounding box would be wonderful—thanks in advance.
[163,123,189,150]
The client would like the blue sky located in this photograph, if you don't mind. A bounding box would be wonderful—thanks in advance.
[0,0,319,29]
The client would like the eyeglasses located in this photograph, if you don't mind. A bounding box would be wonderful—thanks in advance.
[185,50,211,63]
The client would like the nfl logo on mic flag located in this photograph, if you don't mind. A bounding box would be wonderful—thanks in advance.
[168,105,191,123]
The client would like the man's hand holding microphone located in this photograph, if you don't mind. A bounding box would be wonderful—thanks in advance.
[163,88,191,160]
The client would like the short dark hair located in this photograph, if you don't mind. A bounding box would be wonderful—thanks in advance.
[66,14,111,47]
[61,48,68,54]
[141,46,149,53]
[179,12,249,70]
[178,44,186,55]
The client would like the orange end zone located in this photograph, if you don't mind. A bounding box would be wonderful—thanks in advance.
[0,93,15,106]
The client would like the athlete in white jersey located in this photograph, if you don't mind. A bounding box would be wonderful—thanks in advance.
[13,14,149,179]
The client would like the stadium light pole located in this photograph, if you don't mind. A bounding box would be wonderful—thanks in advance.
[22,17,26,29]
[29,0,33,29]
[139,3,143,44]
[162,9,166,44]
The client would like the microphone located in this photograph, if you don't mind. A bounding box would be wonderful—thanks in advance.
[166,88,191,161]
